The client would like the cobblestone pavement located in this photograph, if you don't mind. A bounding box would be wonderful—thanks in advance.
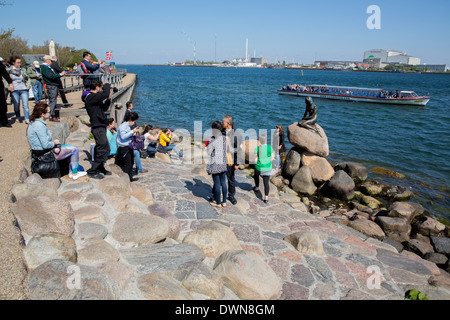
[132,156,450,300]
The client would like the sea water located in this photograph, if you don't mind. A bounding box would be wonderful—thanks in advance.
[122,65,450,222]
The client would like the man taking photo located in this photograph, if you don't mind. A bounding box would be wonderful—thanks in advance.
[83,79,113,179]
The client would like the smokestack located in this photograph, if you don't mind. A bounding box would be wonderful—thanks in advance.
[246,38,248,61]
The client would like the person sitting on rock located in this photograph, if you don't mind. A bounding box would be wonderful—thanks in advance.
[115,111,140,181]
[27,102,87,180]
[158,128,183,158]
[143,125,161,158]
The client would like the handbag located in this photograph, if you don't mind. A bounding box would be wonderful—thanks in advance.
[31,149,60,177]
[129,134,145,150]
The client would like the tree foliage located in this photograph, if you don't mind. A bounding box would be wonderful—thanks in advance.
[0,29,97,68]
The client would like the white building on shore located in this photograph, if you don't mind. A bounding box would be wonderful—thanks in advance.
[364,49,421,67]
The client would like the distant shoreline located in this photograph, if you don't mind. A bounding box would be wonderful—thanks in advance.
[140,65,450,75]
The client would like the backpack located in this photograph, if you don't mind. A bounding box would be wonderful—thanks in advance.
[76,62,88,75]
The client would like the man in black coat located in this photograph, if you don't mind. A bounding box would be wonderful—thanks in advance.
[51,56,72,107]
[84,79,113,179]
[0,59,13,127]
[222,115,243,205]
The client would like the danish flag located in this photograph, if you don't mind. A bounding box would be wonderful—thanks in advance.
[106,52,113,56]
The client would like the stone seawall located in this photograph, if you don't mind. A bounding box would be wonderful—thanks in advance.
[8,114,450,300]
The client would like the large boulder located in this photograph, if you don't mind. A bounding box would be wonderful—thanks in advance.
[13,196,75,239]
[287,123,329,157]
[213,250,281,300]
[284,231,324,255]
[242,139,261,165]
[388,202,423,223]
[47,121,71,145]
[112,213,169,245]
[182,263,225,300]
[290,166,317,195]
[376,216,411,234]
[26,260,120,300]
[137,272,193,300]
[348,219,386,240]
[301,153,335,183]
[148,203,180,240]
[283,148,302,177]
[414,216,446,237]
[23,233,77,270]
[334,162,368,182]
[182,221,242,258]
[323,170,355,200]
[98,176,132,212]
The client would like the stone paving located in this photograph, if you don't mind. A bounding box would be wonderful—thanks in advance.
[131,155,450,300]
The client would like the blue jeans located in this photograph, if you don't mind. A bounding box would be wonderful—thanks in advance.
[134,150,144,172]
[212,172,228,205]
[166,144,183,157]
[11,90,29,121]
[32,81,42,103]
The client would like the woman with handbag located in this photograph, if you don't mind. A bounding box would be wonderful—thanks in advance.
[206,121,229,208]
[115,111,139,181]
[8,56,31,124]
[27,102,87,180]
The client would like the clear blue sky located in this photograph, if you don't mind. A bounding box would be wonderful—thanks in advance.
[1,0,449,65]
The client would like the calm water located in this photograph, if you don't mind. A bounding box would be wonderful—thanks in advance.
[121,65,450,222]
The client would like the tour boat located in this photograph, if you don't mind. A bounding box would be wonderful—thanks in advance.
[278,84,431,106]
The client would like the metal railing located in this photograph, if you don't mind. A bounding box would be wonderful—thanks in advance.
[60,69,127,92]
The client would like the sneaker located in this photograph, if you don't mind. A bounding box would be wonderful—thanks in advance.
[221,203,227,208]
[139,169,149,174]
[70,171,88,181]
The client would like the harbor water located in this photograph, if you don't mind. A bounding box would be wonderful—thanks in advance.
[122,66,450,222]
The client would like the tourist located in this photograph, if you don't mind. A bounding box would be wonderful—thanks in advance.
[273,125,286,169]
[41,55,66,122]
[27,61,43,103]
[106,118,118,157]
[0,57,13,128]
[158,128,183,158]
[144,125,161,158]
[8,56,31,124]
[51,56,72,107]
[207,121,228,208]
[84,79,113,179]
[116,111,140,181]
[80,51,105,89]
[123,110,147,174]
[122,102,133,124]
[253,134,275,204]
[222,115,242,205]
[27,102,87,180]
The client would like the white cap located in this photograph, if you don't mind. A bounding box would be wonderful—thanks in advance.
[0,57,4,62]
[43,55,52,61]
[33,61,40,68]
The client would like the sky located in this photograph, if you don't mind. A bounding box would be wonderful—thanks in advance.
[1,0,450,65]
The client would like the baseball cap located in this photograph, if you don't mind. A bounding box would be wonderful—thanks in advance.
[33,61,40,68]
[43,55,52,61]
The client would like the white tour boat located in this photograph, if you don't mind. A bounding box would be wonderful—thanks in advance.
[278,84,431,106]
